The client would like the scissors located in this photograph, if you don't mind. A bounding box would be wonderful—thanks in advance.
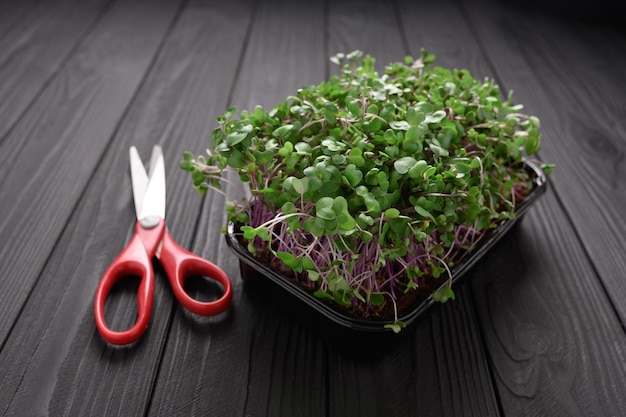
[94,145,232,345]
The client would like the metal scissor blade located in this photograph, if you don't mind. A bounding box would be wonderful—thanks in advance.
[147,145,162,179]
[139,145,166,220]
[129,146,149,220]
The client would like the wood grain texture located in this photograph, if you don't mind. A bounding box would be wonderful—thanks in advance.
[460,0,626,321]
[325,298,500,417]
[328,0,407,73]
[325,1,499,416]
[397,0,626,414]
[0,0,45,40]
[396,0,491,77]
[0,0,111,146]
[0,0,181,348]
[0,0,624,416]
[0,0,268,414]
[0,0,184,414]
[470,191,626,416]
[148,0,330,415]
[226,0,328,112]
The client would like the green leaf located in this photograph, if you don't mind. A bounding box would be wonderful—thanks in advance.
[357,213,374,228]
[360,230,374,242]
[541,163,556,175]
[414,102,434,113]
[278,141,293,157]
[525,131,540,155]
[343,164,363,187]
[332,196,349,213]
[394,156,417,174]
[384,208,400,219]
[407,108,425,125]
[227,149,246,168]
[348,148,365,166]
[316,196,334,210]
[317,207,336,221]
[429,143,449,157]
[273,124,294,138]
[337,212,356,231]
[347,50,363,61]
[255,226,270,241]
[384,321,406,333]
[425,110,446,124]
[347,98,361,116]
[240,226,256,240]
[253,149,273,164]
[179,160,194,171]
[384,129,397,144]
[432,286,455,303]
[364,196,380,214]
[407,160,428,178]
[321,138,346,152]
[281,201,296,214]
[307,270,320,281]
[366,104,379,115]
[405,125,420,142]
[423,166,437,178]
[313,290,333,301]
[301,256,315,270]
[330,53,344,65]
[276,251,299,268]
[389,121,410,131]
[292,177,309,194]
[415,205,435,221]
[369,292,385,306]
[252,105,265,121]
[295,142,312,155]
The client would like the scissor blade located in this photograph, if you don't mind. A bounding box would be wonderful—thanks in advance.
[147,145,162,179]
[139,145,166,220]
[129,146,149,220]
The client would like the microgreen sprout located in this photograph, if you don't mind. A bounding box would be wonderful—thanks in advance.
[181,49,549,331]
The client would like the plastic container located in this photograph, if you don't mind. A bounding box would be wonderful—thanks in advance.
[225,160,548,353]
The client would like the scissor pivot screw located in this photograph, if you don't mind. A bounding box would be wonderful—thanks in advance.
[141,215,161,229]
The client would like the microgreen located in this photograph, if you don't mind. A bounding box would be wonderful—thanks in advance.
[181,49,550,331]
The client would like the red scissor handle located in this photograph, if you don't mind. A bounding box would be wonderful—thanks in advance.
[94,220,165,345]
[95,219,232,345]
[159,228,232,316]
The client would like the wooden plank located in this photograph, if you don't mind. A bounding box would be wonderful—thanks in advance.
[0,0,256,415]
[323,1,500,415]
[328,0,408,73]
[0,0,43,39]
[0,0,111,145]
[225,0,328,112]
[0,0,181,347]
[470,192,626,415]
[146,0,330,415]
[460,0,626,321]
[0,0,184,414]
[391,2,509,411]
[406,0,626,414]
[396,0,493,76]
[324,294,498,417]
[1,1,620,416]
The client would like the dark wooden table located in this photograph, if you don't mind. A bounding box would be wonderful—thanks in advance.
[1,0,625,415]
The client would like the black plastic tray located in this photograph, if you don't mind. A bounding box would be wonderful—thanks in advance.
[225,159,547,351]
